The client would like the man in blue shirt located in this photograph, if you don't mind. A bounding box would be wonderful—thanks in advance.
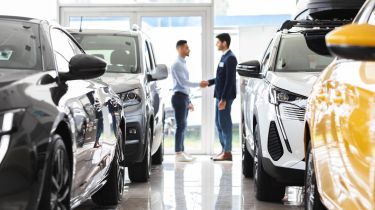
[202,33,237,161]
[171,40,206,162]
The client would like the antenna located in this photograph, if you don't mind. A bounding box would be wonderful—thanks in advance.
[79,16,83,32]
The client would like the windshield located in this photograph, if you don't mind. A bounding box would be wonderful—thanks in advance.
[73,34,140,74]
[275,34,333,72]
[0,19,41,70]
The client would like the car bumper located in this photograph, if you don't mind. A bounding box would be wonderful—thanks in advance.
[123,114,146,164]
[0,132,40,210]
[261,157,304,185]
[258,102,306,171]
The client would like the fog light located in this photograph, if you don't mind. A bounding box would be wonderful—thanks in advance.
[129,128,137,134]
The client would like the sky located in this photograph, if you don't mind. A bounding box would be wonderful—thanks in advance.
[0,0,297,21]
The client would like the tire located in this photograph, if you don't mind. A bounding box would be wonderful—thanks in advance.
[152,139,164,165]
[253,124,285,202]
[305,141,327,210]
[92,151,125,206]
[40,135,71,210]
[152,120,164,165]
[242,120,254,178]
[128,126,152,182]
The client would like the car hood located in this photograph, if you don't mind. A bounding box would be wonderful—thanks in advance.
[0,69,39,88]
[266,71,321,97]
[101,72,143,93]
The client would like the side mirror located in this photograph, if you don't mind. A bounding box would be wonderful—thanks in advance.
[326,24,375,61]
[236,60,262,79]
[60,54,107,81]
[148,64,168,81]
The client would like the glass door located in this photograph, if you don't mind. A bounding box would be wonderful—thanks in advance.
[68,16,131,30]
[59,4,215,154]
[139,14,205,154]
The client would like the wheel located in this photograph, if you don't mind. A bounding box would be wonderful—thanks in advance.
[40,135,71,210]
[242,120,254,178]
[92,150,124,205]
[253,124,285,202]
[305,141,327,210]
[128,126,152,182]
[152,120,164,165]
[152,138,164,165]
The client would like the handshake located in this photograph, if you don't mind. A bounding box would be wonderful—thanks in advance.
[199,80,209,88]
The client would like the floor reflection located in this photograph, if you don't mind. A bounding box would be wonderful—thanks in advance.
[76,155,303,210]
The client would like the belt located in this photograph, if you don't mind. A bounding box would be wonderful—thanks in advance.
[174,91,189,97]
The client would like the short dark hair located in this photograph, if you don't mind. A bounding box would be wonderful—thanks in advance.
[176,40,187,48]
[216,33,231,48]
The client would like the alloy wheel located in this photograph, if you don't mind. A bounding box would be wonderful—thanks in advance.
[50,148,70,210]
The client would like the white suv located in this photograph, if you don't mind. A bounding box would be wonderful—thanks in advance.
[238,20,346,202]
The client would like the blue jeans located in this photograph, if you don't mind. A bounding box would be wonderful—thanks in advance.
[215,99,234,152]
[172,93,189,152]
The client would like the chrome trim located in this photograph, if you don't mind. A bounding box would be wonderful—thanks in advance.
[0,112,14,164]
[125,140,140,145]
[274,105,293,153]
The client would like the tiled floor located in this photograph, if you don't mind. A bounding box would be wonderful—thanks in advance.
[76,155,304,210]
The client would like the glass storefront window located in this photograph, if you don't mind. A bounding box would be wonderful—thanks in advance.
[141,16,204,153]
[68,16,130,30]
[59,0,211,4]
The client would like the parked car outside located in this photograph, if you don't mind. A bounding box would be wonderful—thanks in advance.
[0,16,127,209]
[304,0,375,209]
[70,28,168,182]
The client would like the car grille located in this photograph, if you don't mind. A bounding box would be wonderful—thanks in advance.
[280,106,305,121]
[268,121,284,161]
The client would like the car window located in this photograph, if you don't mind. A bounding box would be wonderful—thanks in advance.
[51,29,78,72]
[260,39,274,73]
[0,19,42,70]
[368,8,375,25]
[144,42,152,73]
[275,34,334,72]
[149,42,157,66]
[146,41,155,69]
[354,0,374,24]
[73,34,139,74]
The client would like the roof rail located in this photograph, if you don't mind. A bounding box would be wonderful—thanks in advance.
[278,20,351,31]
[132,24,141,31]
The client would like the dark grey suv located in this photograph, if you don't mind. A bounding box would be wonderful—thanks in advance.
[70,29,168,183]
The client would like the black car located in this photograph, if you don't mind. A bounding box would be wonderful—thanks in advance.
[70,29,168,183]
[0,16,126,209]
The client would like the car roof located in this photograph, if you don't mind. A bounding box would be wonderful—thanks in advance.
[68,29,141,37]
[0,15,44,24]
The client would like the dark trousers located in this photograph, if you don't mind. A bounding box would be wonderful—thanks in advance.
[172,93,189,152]
[215,99,234,152]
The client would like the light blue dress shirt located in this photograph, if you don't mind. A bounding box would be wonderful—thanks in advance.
[171,56,199,95]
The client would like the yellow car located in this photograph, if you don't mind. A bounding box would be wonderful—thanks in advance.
[304,0,375,210]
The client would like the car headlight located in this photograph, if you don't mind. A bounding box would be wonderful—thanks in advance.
[0,108,24,164]
[269,86,307,108]
[118,89,142,107]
